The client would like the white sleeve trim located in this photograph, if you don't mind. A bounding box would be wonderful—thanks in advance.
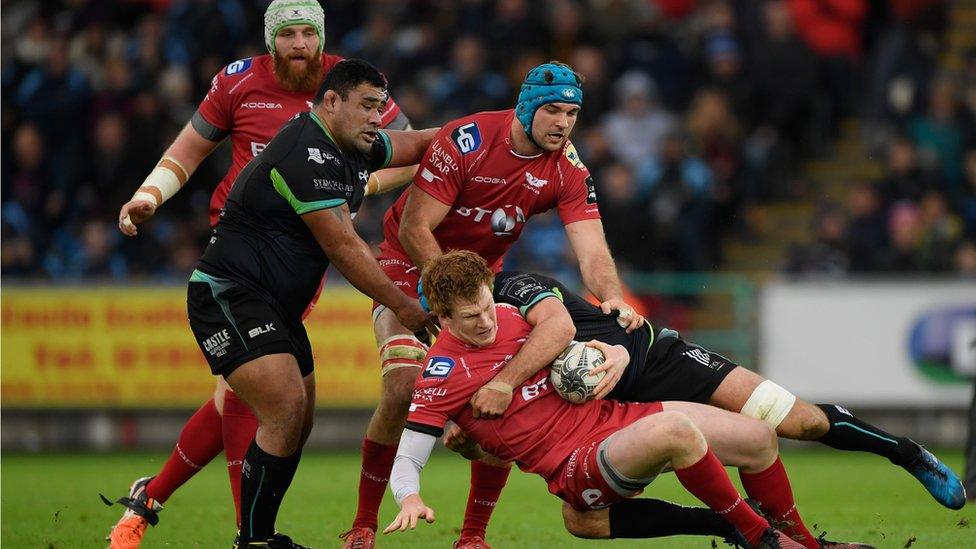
[390,429,437,506]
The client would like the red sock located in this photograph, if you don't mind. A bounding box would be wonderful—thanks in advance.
[352,438,398,530]
[146,398,223,503]
[461,461,511,538]
[740,458,817,548]
[222,389,259,528]
[673,449,770,546]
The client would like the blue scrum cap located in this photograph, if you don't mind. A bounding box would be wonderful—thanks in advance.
[515,62,583,140]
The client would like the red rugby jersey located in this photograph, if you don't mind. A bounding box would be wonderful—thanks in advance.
[195,53,403,225]
[379,109,599,272]
[406,305,621,480]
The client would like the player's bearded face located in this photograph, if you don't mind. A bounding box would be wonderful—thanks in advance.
[443,286,498,347]
[531,103,579,152]
[333,84,388,153]
[273,25,323,93]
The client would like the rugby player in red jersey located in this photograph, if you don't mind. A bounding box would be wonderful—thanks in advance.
[384,251,812,549]
[341,62,646,549]
[108,2,415,547]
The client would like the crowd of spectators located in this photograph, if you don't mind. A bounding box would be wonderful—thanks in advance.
[787,2,976,277]
[2,0,971,282]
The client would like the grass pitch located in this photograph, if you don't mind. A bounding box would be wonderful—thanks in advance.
[2,449,972,548]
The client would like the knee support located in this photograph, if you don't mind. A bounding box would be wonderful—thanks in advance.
[379,334,427,376]
[740,380,796,428]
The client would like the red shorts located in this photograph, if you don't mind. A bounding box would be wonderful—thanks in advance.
[371,256,420,318]
[547,400,664,511]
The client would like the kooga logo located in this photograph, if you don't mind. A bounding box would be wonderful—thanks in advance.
[240,102,282,109]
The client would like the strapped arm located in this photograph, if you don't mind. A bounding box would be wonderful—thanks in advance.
[390,428,437,505]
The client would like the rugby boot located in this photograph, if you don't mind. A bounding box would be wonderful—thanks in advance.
[904,441,966,509]
[453,535,492,549]
[816,532,876,549]
[105,476,163,549]
[753,528,805,549]
[338,526,375,549]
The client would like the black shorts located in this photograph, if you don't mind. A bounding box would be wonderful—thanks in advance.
[611,329,738,404]
[187,270,313,378]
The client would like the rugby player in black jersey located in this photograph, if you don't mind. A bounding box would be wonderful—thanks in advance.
[185,59,434,549]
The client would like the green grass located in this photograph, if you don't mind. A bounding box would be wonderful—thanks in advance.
[2,450,972,548]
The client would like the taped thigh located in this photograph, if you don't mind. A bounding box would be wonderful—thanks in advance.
[379,334,427,376]
[739,379,796,428]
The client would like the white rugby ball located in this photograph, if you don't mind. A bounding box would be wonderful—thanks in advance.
[550,341,606,404]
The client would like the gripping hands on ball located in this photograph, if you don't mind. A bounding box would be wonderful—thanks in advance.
[585,340,630,399]
[383,493,435,534]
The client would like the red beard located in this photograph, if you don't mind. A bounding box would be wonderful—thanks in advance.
[273,51,323,93]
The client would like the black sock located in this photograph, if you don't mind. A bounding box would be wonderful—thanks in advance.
[608,498,736,540]
[239,440,302,542]
[815,403,917,466]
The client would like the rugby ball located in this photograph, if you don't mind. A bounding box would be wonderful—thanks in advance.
[550,341,606,404]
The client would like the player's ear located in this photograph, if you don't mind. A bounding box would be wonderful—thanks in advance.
[322,89,340,112]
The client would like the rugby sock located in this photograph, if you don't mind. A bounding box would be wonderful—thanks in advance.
[740,458,817,548]
[146,398,223,503]
[461,461,511,538]
[352,438,397,530]
[239,440,301,542]
[673,449,769,546]
[815,404,916,465]
[222,389,259,527]
[608,499,737,540]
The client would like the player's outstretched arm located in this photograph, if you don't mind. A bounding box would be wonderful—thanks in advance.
[303,204,429,332]
[470,297,575,419]
[365,164,419,196]
[398,187,451,270]
[386,428,438,534]
[382,128,438,168]
[118,121,222,236]
[564,219,645,333]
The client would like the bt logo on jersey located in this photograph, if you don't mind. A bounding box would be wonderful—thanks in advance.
[455,204,526,236]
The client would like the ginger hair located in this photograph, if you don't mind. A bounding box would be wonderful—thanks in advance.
[421,251,493,316]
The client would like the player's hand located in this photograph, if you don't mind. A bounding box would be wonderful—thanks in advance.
[470,382,513,419]
[395,299,434,334]
[118,199,157,236]
[383,494,435,534]
[586,340,630,399]
[599,298,644,334]
[443,424,485,460]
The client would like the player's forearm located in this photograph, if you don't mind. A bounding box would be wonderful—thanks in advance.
[129,122,219,207]
[391,429,436,505]
[399,224,444,271]
[493,316,575,388]
[326,234,415,315]
[366,165,419,196]
[580,249,624,302]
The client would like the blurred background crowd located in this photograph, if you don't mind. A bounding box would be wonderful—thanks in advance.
[2,0,975,282]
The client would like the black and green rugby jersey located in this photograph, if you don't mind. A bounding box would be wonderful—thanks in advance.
[492,271,655,395]
[196,111,392,320]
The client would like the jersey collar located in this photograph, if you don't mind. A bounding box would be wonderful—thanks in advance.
[309,111,342,151]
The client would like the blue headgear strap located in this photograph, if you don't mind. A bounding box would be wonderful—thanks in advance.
[515,63,583,145]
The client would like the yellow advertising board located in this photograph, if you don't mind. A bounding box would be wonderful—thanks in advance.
[1,286,382,408]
